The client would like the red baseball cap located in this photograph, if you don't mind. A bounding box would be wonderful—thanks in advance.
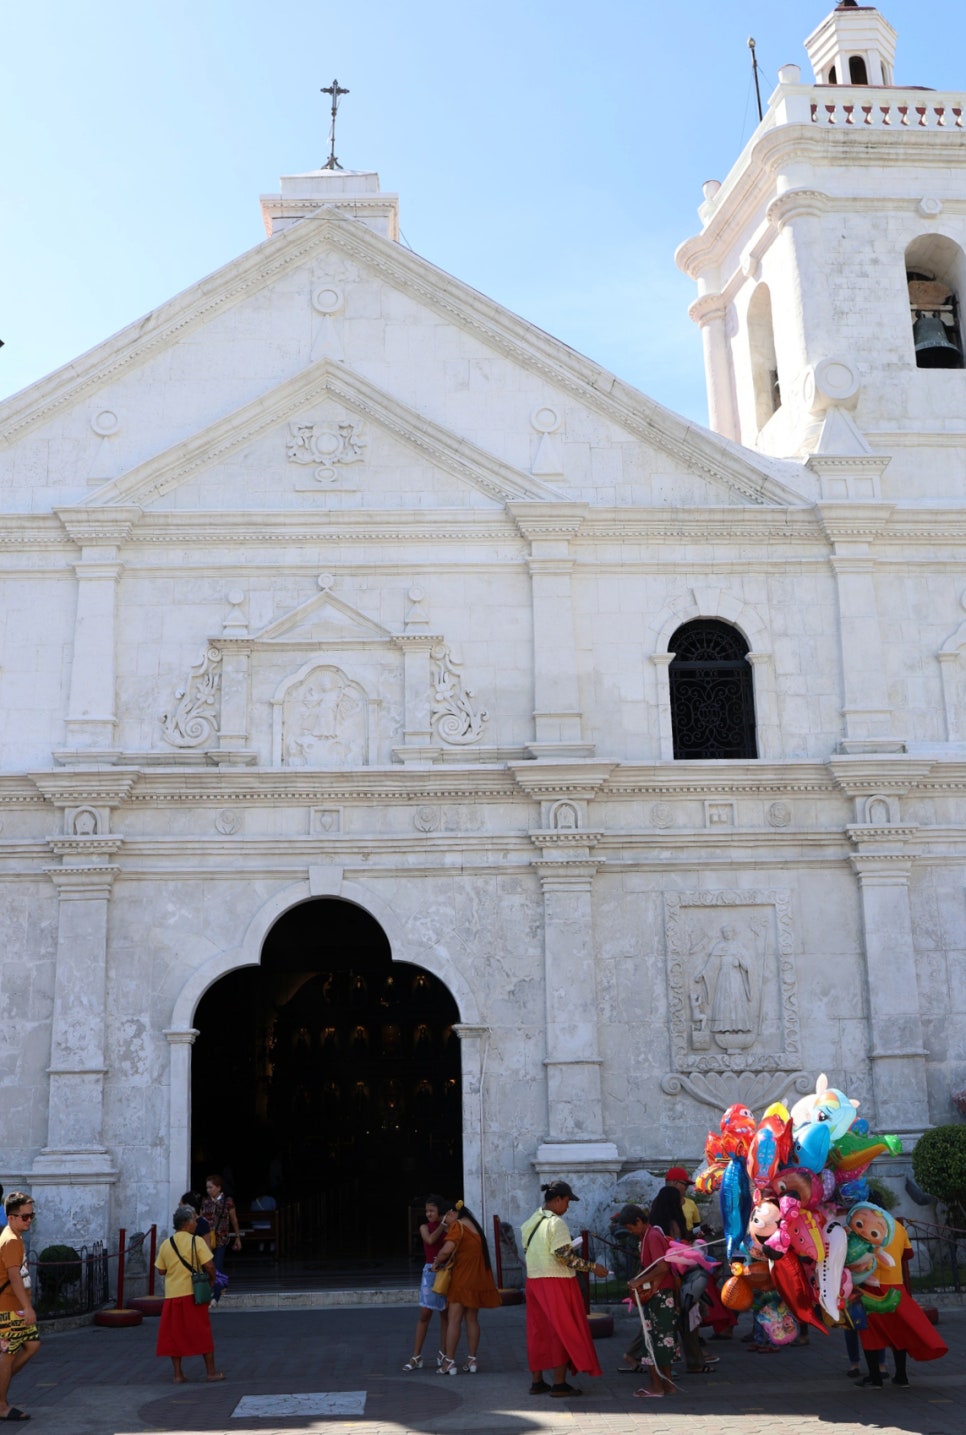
[665,1167,691,1184]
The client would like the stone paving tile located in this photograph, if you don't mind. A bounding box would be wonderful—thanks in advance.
[10,1303,966,1435]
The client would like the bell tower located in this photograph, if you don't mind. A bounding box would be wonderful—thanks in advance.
[676,3,966,499]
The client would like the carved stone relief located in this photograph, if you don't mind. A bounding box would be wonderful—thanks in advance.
[279,665,368,768]
[160,647,222,748]
[430,643,489,745]
[662,889,801,1107]
[286,420,367,483]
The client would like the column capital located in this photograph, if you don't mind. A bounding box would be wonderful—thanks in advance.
[164,1028,200,1046]
[44,866,119,898]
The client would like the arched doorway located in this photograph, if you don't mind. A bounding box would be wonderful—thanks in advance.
[190,897,463,1258]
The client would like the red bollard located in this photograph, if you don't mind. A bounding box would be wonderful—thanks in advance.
[94,1228,144,1326]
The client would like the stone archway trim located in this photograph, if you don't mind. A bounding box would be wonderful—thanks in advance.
[165,870,482,1212]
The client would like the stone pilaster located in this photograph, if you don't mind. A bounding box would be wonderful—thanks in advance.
[392,634,443,764]
[818,505,905,752]
[56,508,140,758]
[31,861,120,1242]
[452,1023,490,1218]
[847,837,930,1137]
[831,757,933,1136]
[507,504,594,759]
[29,771,135,1242]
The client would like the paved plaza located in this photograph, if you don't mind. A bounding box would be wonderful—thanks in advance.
[13,1301,966,1435]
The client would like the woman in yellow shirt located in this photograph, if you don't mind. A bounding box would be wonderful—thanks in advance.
[155,1204,224,1383]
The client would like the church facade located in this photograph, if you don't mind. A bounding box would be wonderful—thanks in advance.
[1,2,965,1245]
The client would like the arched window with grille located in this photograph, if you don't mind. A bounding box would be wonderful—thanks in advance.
[668,620,758,759]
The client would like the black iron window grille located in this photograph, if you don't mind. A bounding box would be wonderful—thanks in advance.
[668,620,758,759]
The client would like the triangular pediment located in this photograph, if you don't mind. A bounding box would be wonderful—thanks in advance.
[1,208,808,511]
[81,362,564,511]
[253,586,395,646]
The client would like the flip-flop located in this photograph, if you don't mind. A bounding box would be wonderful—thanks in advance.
[0,1413,30,1423]
[633,1388,664,1398]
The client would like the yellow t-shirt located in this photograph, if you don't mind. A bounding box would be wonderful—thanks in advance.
[155,1230,214,1299]
[681,1196,701,1232]
[520,1208,574,1280]
[875,1222,912,1288]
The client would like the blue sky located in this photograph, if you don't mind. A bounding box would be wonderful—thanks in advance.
[3,1,965,424]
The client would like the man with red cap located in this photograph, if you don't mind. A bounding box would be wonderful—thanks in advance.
[665,1168,700,1235]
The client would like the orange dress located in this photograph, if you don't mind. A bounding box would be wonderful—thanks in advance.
[446,1219,501,1309]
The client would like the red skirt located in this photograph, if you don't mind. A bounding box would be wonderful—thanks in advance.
[156,1294,213,1357]
[525,1278,602,1377]
[859,1289,948,1362]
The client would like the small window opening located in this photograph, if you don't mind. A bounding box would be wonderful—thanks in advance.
[848,56,868,85]
[829,64,838,84]
[908,270,964,369]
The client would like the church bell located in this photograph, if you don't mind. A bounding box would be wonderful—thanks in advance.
[913,311,963,369]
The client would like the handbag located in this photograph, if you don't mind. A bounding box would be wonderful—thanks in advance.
[432,1259,455,1296]
[171,1234,212,1305]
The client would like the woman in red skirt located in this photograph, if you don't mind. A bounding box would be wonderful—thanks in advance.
[520,1180,607,1398]
[155,1204,224,1383]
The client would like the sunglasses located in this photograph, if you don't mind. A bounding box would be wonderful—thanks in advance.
[14,1213,35,1222]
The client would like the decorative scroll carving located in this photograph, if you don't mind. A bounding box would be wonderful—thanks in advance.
[430,643,489,745]
[661,1069,812,1112]
[665,889,800,1076]
[160,647,222,748]
[282,665,367,768]
[286,420,367,480]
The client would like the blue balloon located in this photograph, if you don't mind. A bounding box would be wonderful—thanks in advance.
[720,1153,752,1262]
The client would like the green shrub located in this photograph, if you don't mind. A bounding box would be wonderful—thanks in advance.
[912,1125,966,1226]
[37,1244,82,1304]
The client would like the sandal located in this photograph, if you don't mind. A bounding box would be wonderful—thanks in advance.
[402,1355,423,1372]
[437,1357,457,1376]
[550,1382,583,1398]
[529,1379,550,1394]
[686,1364,717,1374]
[462,1355,478,1373]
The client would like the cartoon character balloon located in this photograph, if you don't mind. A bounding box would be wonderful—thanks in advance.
[789,1073,859,1172]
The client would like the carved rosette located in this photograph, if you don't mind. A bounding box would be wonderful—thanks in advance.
[160,647,223,748]
[430,643,489,745]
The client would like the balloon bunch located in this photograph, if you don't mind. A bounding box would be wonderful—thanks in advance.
[698,1075,903,1339]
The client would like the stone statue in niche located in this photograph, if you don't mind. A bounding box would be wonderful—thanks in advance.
[691,920,764,1053]
[282,666,367,768]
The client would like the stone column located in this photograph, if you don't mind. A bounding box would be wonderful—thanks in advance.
[688,295,740,441]
[507,503,594,760]
[818,505,905,752]
[165,1028,199,1217]
[56,508,140,757]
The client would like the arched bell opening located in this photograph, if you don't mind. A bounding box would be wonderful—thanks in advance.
[190,897,463,1262]
[907,235,966,370]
